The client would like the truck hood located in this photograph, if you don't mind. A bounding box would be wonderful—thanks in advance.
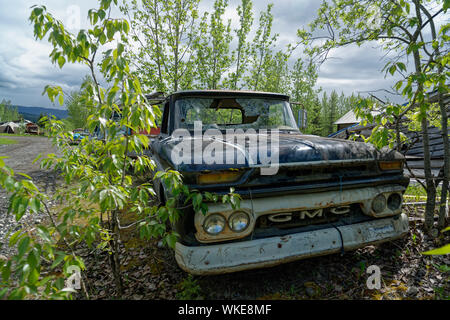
[156,131,398,173]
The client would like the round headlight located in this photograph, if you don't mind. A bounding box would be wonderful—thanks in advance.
[372,194,387,214]
[387,193,402,210]
[228,211,250,232]
[203,214,226,235]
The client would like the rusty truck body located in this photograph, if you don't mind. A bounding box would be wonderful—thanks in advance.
[148,90,410,275]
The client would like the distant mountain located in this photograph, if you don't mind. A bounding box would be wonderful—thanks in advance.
[14,106,68,122]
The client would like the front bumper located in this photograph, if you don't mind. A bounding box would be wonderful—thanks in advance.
[175,213,409,275]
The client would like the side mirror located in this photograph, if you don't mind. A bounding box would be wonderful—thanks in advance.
[290,102,307,129]
[297,109,307,129]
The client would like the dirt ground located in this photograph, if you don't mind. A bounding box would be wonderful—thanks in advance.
[0,135,59,181]
[0,135,448,300]
[72,207,449,300]
[0,135,61,194]
[0,135,61,258]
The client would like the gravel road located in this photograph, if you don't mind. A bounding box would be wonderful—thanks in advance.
[0,135,60,258]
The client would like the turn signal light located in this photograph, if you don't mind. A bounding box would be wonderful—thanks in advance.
[197,171,242,185]
[379,161,403,171]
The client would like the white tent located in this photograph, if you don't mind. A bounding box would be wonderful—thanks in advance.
[0,121,20,133]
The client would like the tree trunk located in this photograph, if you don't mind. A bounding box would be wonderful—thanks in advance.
[421,115,437,231]
[412,47,436,232]
[153,0,164,90]
[109,211,123,297]
[438,92,449,228]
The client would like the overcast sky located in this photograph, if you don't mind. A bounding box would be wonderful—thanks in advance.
[0,0,407,110]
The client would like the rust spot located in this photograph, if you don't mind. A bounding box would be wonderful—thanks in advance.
[277,243,282,248]
[205,261,210,265]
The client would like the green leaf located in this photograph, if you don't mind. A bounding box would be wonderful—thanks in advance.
[107,22,115,39]
[17,172,32,180]
[444,0,450,11]
[98,9,106,20]
[28,268,40,284]
[58,94,64,106]
[389,64,397,75]
[18,237,31,258]
[9,230,24,247]
[122,20,129,34]
[51,253,66,269]
[36,226,51,243]
[422,244,450,255]
[396,62,406,72]
[165,232,178,249]
[29,198,41,214]
[57,56,65,68]
[2,261,11,282]
[0,288,8,299]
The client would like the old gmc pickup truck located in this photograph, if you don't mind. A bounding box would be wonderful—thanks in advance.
[148,90,410,275]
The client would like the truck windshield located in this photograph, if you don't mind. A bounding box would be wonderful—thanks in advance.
[174,97,299,131]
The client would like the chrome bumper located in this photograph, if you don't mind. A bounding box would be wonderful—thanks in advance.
[175,213,409,275]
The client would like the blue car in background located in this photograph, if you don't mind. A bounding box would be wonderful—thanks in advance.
[71,128,89,145]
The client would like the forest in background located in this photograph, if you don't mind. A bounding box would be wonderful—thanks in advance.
[62,0,370,136]
[0,100,20,123]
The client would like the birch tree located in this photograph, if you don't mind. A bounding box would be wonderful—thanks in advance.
[122,0,200,92]
[245,4,277,91]
[228,0,253,89]
[298,0,449,232]
[194,0,232,89]
[289,59,320,134]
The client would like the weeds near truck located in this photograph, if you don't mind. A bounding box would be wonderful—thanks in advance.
[176,275,203,300]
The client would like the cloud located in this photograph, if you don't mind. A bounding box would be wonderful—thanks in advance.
[0,0,100,108]
[0,0,409,109]
[314,43,408,103]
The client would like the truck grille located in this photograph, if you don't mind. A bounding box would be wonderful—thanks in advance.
[255,204,363,230]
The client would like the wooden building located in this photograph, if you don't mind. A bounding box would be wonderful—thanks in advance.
[330,91,450,181]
